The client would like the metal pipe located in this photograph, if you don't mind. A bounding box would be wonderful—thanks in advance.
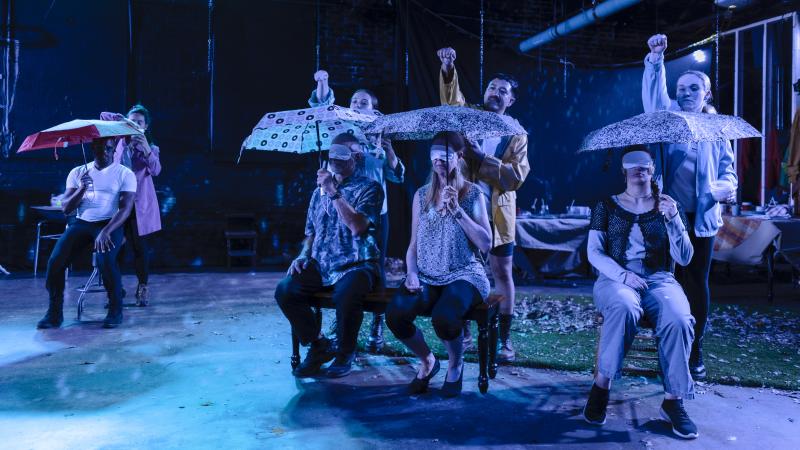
[518,0,642,53]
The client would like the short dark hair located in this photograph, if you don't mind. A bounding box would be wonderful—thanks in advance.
[488,73,519,98]
[127,104,151,125]
[331,132,360,146]
[353,89,378,109]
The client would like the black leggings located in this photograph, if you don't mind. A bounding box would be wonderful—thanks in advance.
[676,214,715,355]
[386,280,481,342]
[120,210,150,285]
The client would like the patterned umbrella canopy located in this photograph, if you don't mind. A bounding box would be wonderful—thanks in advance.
[578,110,761,152]
[239,105,379,161]
[363,105,527,141]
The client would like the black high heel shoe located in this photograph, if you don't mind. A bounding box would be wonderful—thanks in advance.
[408,358,440,395]
[440,364,464,398]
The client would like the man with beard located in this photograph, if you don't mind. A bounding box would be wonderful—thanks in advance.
[437,47,530,364]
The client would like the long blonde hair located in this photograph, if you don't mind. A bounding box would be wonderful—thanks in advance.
[422,131,468,211]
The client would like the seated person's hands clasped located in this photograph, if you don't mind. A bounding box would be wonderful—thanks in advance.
[441,185,462,216]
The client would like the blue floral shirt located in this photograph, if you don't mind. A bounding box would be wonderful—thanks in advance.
[304,175,384,286]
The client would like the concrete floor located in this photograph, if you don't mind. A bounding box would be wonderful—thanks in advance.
[0,272,797,449]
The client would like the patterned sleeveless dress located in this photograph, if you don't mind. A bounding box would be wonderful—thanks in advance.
[415,183,490,300]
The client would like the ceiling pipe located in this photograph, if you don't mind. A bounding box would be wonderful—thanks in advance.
[518,0,643,53]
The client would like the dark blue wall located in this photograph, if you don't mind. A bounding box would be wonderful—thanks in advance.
[0,1,711,272]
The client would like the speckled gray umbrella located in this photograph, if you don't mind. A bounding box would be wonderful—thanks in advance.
[578,110,761,152]
[363,105,527,141]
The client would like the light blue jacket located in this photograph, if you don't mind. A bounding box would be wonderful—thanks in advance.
[642,54,738,238]
[308,88,405,215]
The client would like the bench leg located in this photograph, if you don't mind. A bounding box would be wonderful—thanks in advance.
[488,308,499,379]
[477,317,489,394]
[291,329,301,370]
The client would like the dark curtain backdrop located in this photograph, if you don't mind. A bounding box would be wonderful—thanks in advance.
[0,0,713,270]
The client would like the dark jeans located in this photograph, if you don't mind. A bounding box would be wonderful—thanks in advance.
[120,210,150,285]
[675,213,715,357]
[387,280,481,341]
[275,262,375,356]
[377,212,389,288]
[45,219,124,308]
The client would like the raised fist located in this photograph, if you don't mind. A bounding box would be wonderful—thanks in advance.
[437,47,456,69]
[313,70,329,83]
[647,34,667,55]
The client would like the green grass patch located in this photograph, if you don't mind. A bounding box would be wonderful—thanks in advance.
[356,294,800,391]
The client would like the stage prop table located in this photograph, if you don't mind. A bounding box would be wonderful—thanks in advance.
[513,214,591,278]
[712,214,800,302]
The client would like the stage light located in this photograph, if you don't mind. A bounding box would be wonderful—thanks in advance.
[693,50,707,63]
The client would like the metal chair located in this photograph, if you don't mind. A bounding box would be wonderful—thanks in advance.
[76,237,125,320]
[34,220,66,277]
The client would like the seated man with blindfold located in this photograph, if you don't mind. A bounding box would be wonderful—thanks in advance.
[274,132,384,378]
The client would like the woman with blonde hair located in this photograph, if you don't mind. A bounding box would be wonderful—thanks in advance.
[386,131,491,398]
[642,34,737,380]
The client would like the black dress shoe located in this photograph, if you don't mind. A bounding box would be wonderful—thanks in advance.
[326,353,356,378]
[440,364,464,398]
[102,314,123,329]
[408,358,440,395]
[293,337,336,378]
[36,310,63,329]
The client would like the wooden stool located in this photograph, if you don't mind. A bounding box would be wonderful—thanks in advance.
[595,313,660,377]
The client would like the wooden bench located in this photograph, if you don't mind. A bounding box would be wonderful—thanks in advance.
[290,288,503,393]
[594,314,661,377]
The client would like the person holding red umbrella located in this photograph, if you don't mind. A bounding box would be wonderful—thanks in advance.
[37,137,137,329]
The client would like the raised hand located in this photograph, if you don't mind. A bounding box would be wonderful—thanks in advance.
[437,47,456,71]
[647,34,667,55]
[313,70,329,83]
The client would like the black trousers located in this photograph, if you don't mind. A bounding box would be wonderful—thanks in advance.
[377,212,389,288]
[676,213,715,357]
[120,210,150,285]
[275,262,375,356]
[386,280,481,342]
[45,219,124,308]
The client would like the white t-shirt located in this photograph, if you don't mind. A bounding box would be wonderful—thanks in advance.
[66,162,137,222]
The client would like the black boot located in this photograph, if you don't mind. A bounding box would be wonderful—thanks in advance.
[103,295,123,329]
[37,298,64,329]
[366,313,385,354]
[689,337,707,381]
[497,314,516,364]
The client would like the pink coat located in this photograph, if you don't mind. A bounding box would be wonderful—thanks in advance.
[100,112,162,236]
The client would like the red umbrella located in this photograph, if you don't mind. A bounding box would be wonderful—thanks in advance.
[17,118,144,166]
